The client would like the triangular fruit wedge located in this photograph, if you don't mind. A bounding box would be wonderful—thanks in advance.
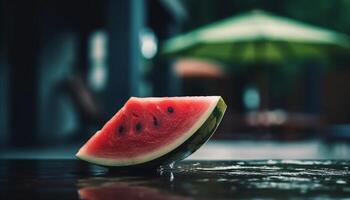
[76,96,226,167]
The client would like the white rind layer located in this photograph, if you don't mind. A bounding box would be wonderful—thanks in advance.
[76,96,221,166]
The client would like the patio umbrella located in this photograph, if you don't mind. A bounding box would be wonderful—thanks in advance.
[162,10,350,65]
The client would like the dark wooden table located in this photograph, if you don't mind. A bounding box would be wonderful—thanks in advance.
[0,159,349,199]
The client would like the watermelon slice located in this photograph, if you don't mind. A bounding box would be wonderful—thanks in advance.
[76,96,226,167]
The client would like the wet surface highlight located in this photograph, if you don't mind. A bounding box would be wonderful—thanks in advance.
[0,159,349,199]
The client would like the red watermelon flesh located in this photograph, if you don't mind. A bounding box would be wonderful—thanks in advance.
[76,96,226,167]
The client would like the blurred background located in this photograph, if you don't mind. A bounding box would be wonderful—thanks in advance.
[1,0,350,159]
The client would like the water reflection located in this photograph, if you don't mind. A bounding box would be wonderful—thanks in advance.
[77,177,190,200]
[1,159,349,199]
[75,160,350,199]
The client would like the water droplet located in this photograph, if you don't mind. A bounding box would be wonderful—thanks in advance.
[336,180,347,184]
[157,165,164,176]
[170,172,174,182]
[267,160,277,164]
[192,162,200,166]
[169,162,175,169]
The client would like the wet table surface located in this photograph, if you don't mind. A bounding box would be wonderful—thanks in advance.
[0,159,349,199]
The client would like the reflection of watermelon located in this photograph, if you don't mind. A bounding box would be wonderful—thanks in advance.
[78,181,190,200]
[76,96,226,167]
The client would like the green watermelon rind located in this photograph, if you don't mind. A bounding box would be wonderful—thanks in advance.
[76,97,227,168]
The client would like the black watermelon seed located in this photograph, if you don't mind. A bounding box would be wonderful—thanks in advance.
[167,106,174,113]
[135,123,142,132]
[153,116,159,126]
[118,126,124,134]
